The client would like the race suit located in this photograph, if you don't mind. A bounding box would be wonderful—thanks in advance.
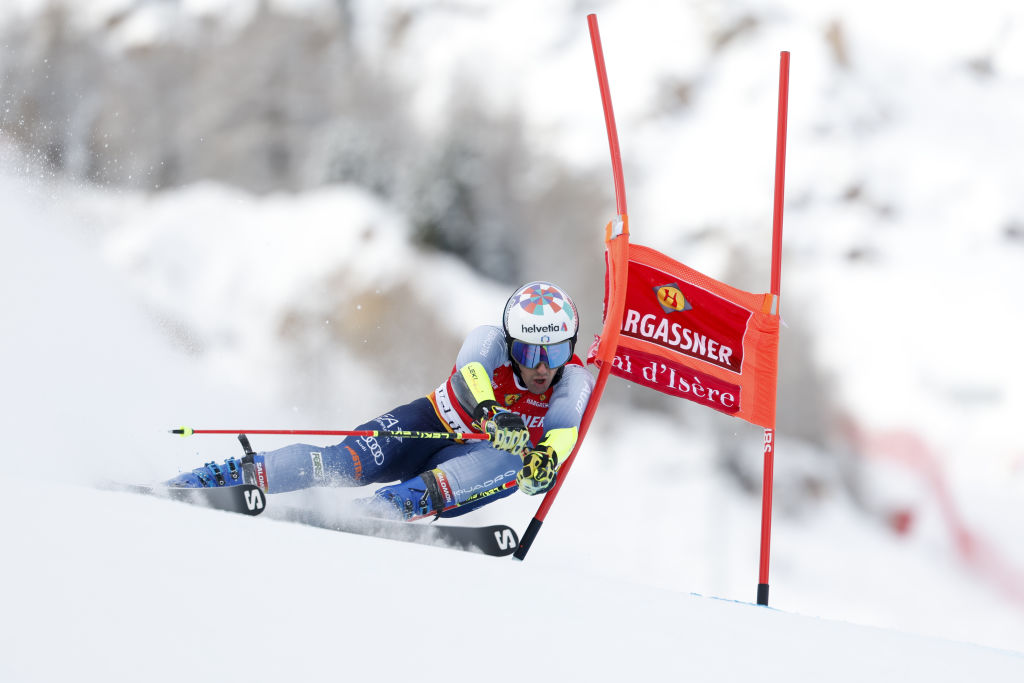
[251,325,595,517]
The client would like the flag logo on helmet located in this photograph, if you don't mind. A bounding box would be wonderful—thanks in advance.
[516,283,569,317]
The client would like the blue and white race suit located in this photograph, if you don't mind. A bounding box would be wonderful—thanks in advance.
[254,325,595,516]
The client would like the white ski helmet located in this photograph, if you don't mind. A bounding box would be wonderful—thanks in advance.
[502,281,579,368]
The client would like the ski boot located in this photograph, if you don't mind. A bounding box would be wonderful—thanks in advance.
[355,469,448,521]
[165,457,255,489]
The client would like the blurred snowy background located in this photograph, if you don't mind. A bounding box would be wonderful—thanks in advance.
[2,0,1024,662]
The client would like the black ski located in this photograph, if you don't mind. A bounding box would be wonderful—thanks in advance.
[101,481,516,556]
[101,481,266,516]
[269,505,520,557]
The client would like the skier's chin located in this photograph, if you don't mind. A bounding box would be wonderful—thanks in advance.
[529,376,552,394]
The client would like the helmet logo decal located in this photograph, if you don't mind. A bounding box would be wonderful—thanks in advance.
[519,322,567,334]
[517,284,570,319]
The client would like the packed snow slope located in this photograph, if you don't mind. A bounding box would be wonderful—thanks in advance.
[3,1,1024,678]
[3,480,1023,682]
[2,165,1024,681]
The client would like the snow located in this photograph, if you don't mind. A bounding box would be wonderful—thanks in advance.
[3,1,1024,679]
[3,158,1023,679]
[4,482,1019,683]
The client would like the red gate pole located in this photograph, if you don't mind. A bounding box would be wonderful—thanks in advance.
[514,13,629,560]
[757,50,790,606]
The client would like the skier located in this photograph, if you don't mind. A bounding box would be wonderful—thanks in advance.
[165,281,596,520]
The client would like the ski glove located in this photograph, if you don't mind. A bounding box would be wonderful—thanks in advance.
[474,403,530,455]
[517,446,558,496]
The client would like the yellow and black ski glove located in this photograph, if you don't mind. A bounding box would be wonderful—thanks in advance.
[474,402,530,455]
[517,446,558,495]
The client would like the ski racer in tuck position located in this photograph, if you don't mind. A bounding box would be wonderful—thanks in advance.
[166,281,596,520]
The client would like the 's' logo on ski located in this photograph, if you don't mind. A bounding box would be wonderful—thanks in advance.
[244,489,264,511]
[494,528,516,550]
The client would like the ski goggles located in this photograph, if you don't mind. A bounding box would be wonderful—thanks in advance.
[510,339,573,369]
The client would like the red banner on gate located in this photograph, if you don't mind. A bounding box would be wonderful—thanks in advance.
[588,243,780,428]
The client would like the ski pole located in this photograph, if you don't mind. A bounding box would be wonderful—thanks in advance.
[170,427,490,441]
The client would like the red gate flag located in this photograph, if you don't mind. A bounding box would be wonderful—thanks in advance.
[588,243,780,429]
[525,15,789,607]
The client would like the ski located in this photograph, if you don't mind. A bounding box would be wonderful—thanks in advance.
[101,481,267,516]
[268,505,520,557]
[102,481,516,556]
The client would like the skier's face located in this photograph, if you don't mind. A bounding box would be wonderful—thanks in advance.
[516,360,556,395]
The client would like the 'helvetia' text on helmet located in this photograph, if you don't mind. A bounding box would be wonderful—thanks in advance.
[503,281,579,345]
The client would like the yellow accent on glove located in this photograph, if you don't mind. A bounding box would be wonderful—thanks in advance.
[518,446,558,495]
[537,427,578,468]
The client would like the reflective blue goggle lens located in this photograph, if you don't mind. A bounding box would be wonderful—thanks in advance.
[510,339,573,369]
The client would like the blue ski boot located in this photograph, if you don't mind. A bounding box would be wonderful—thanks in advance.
[165,457,252,489]
[355,470,448,521]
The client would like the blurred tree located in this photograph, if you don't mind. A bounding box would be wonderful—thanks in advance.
[0,2,607,288]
